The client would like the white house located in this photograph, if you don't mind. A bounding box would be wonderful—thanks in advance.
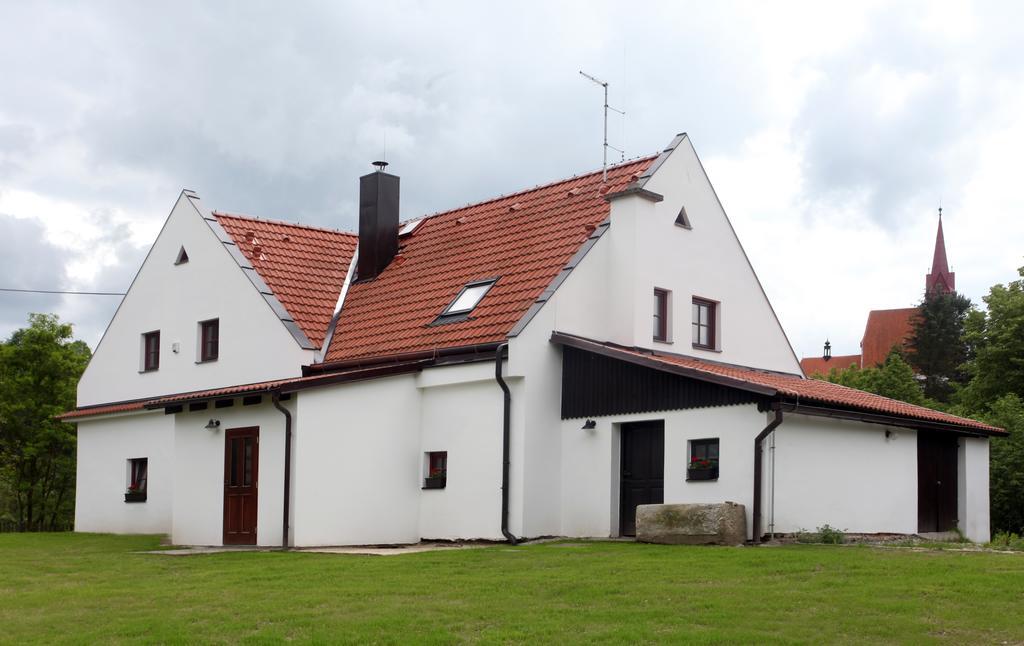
[61,133,1003,547]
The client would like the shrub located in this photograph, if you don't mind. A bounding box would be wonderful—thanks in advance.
[795,524,846,544]
[817,524,845,544]
[988,532,1024,551]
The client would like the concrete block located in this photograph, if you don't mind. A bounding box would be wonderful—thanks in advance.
[636,502,747,545]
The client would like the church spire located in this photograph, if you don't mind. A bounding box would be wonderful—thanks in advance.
[925,206,955,295]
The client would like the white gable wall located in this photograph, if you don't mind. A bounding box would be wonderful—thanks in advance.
[77,193,313,406]
[615,136,800,372]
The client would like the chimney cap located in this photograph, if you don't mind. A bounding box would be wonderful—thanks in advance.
[372,160,389,172]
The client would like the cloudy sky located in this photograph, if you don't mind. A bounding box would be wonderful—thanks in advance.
[1,1,1021,362]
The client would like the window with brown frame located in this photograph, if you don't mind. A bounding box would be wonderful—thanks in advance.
[653,288,670,342]
[199,319,219,362]
[126,457,148,502]
[142,331,160,371]
[692,298,716,349]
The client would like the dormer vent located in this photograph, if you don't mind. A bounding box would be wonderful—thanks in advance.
[399,219,423,237]
[174,247,189,265]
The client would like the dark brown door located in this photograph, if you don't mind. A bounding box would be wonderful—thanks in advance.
[620,421,664,536]
[224,427,259,545]
[917,432,958,533]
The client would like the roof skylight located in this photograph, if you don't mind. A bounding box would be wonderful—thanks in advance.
[442,279,496,316]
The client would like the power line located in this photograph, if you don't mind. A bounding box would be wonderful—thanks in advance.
[0,287,126,296]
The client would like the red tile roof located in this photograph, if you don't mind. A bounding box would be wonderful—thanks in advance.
[59,361,430,420]
[323,158,656,362]
[57,401,147,420]
[799,354,861,376]
[861,307,918,368]
[554,333,1003,434]
[213,213,357,348]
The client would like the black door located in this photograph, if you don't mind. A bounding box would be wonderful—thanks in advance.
[917,432,958,533]
[620,421,664,536]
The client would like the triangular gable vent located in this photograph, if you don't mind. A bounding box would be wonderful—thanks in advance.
[675,206,692,229]
[175,247,189,265]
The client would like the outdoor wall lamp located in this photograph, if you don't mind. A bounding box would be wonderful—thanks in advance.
[204,418,221,431]
[581,419,597,430]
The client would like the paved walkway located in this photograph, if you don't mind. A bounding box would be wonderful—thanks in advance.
[145,542,488,556]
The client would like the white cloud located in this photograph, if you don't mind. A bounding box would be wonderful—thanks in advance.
[0,0,1020,358]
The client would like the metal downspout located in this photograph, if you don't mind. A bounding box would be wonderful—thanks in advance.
[495,343,518,544]
[272,392,292,549]
[752,406,784,544]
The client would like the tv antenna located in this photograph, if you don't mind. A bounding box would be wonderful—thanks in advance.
[579,70,625,182]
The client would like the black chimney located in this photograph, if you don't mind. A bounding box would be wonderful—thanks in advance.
[357,161,400,281]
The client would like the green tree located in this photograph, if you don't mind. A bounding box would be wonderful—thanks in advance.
[0,314,90,531]
[983,394,1024,535]
[958,267,1024,409]
[820,350,928,406]
[907,291,973,402]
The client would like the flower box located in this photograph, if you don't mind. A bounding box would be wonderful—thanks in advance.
[687,468,718,481]
[124,491,147,503]
[423,476,446,490]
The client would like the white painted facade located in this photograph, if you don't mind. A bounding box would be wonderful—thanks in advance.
[559,408,990,542]
[77,192,313,406]
[71,134,995,547]
[75,411,174,535]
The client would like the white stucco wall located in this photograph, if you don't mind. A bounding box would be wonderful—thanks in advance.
[768,415,918,535]
[959,436,990,542]
[498,133,809,540]
[74,411,174,534]
[559,405,762,539]
[556,405,995,541]
[77,193,312,406]
[508,314,564,539]
[537,135,800,374]
[291,376,421,547]
[418,365,505,540]
[171,400,289,547]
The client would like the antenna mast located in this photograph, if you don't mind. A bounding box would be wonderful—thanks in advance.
[579,70,625,182]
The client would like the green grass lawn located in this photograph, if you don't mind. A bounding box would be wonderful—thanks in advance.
[2,534,1023,644]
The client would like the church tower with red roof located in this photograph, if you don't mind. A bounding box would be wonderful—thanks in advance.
[925,208,955,295]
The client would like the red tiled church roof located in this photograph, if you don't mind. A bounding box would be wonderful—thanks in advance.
[554,333,1003,434]
[860,307,918,368]
[926,214,955,294]
[799,354,861,376]
[322,157,656,362]
[214,214,357,348]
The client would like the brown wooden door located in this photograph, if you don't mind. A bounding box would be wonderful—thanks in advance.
[917,432,958,533]
[224,427,259,545]
[620,421,664,537]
